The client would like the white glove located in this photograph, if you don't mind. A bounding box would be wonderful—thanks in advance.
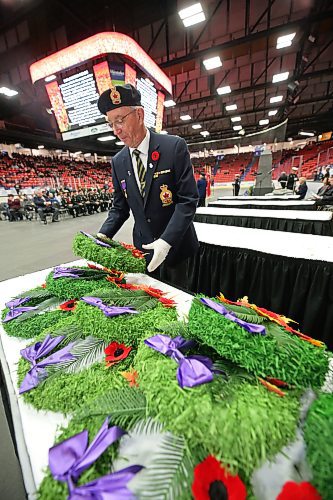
[96,232,108,239]
[142,238,171,272]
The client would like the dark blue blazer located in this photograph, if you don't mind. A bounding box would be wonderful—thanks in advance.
[99,130,199,265]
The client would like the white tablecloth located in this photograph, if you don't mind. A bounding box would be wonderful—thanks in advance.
[197,207,332,221]
[194,222,333,262]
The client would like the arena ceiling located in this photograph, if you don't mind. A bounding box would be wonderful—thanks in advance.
[0,0,332,155]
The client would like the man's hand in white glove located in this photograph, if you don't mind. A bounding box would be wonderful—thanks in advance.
[142,239,171,272]
[96,232,108,239]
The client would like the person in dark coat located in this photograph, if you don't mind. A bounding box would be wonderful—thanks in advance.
[96,83,199,273]
[286,169,298,191]
[234,174,241,196]
[197,173,207,207]
[278,171,288,189]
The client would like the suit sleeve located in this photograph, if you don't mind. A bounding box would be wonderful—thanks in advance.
[160,137,199,247]
[99,160,130,238]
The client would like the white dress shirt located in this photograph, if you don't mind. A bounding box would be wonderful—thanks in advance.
[129,129,150,191]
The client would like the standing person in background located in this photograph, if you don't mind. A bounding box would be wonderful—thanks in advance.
[96,83,199,274]
[278,171,288,189]
[295,177,308,200]
[197,173,207,207]
[287,168,298,191]
[234,174,241,196]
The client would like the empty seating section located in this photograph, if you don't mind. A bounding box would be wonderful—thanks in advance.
[0,153,111,190]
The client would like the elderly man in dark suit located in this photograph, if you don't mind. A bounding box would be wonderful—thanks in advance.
[96,83,199,273]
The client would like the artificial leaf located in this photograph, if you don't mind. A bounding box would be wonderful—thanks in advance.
[75,387,147,428]
[14,297,63,323]
[113,418,194,500]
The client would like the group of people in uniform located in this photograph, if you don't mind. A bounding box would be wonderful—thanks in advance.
[4,187,113,223]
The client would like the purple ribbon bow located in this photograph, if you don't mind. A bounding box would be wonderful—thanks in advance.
[3,296,38,323]
[144,334,219,388]
[19,334,75,394]
[69,465,143,500]
[49,418,130,495]
[81,297,138,318]
[80,231,111,248]
[53,267,84,279]
[200,297,266,335]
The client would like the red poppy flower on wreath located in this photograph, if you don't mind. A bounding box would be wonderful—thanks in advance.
[59,299,77,311]
[192,455,246,500]
[151,150,160,162]
[104,341,132,368]
[41,283,47,289]
[276,481,321,500]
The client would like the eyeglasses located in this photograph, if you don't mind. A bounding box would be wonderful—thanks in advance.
[108,109,136,130]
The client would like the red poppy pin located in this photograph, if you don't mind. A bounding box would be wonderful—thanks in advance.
[151,151,160,162]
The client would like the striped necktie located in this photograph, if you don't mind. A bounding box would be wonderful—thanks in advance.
[133,149,146,197]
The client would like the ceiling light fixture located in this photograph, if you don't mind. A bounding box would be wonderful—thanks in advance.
[259,119,269,125]
[276,33,296,49]
[179,3,206,27]
[272,71,289,83]
[203,56,222,70]
[116,141,124,146]
[159,130,168,134]
[268,109,278,116]
[225,104,237,111]
[192,124,202,129]
[164,99,176,107]
[180,114,191,121]
[270,95,283,103]
[0,86,18,97]
[217,85,231,95]
[233,125,242,131]
[200,131,210,137]
[299,131,315,137]
[238,129,245,135]
[231,116,241,122]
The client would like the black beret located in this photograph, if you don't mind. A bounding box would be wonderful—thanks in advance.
[97,83,142,115]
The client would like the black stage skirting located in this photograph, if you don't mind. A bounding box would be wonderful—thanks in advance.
[209,201,317,210]
[194,213,333,236]
[160,243,333,350]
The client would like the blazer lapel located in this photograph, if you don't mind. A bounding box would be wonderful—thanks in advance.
[144,133,160,207]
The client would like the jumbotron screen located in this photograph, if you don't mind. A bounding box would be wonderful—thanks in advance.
[45,61,165,141]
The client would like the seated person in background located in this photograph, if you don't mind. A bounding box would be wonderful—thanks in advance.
[278,171,288,189]
[21,194,35,220]
[7,194,24,221]
[313,177,330,198]
[89,188,100,213]
[33,189,59,224]
[314,176,333,207]
[295,177,308,200]
[47,192,60,209]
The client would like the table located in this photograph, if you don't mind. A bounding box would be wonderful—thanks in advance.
[209,200,317,210]
[0,260,332,499]
[0,260,192,498]
[218,195,301,201]
[194,207,333,236]
[161,223,333,349]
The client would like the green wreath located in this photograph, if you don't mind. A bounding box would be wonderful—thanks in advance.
[45,266,120,300]
[72,232,146,273]
[187,297,329,388]
[1,287,72,339]
[304,393,333,499]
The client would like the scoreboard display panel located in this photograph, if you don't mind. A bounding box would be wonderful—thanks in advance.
[45,61,164,141]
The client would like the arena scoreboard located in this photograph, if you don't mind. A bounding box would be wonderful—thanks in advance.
[29,32,172,141]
